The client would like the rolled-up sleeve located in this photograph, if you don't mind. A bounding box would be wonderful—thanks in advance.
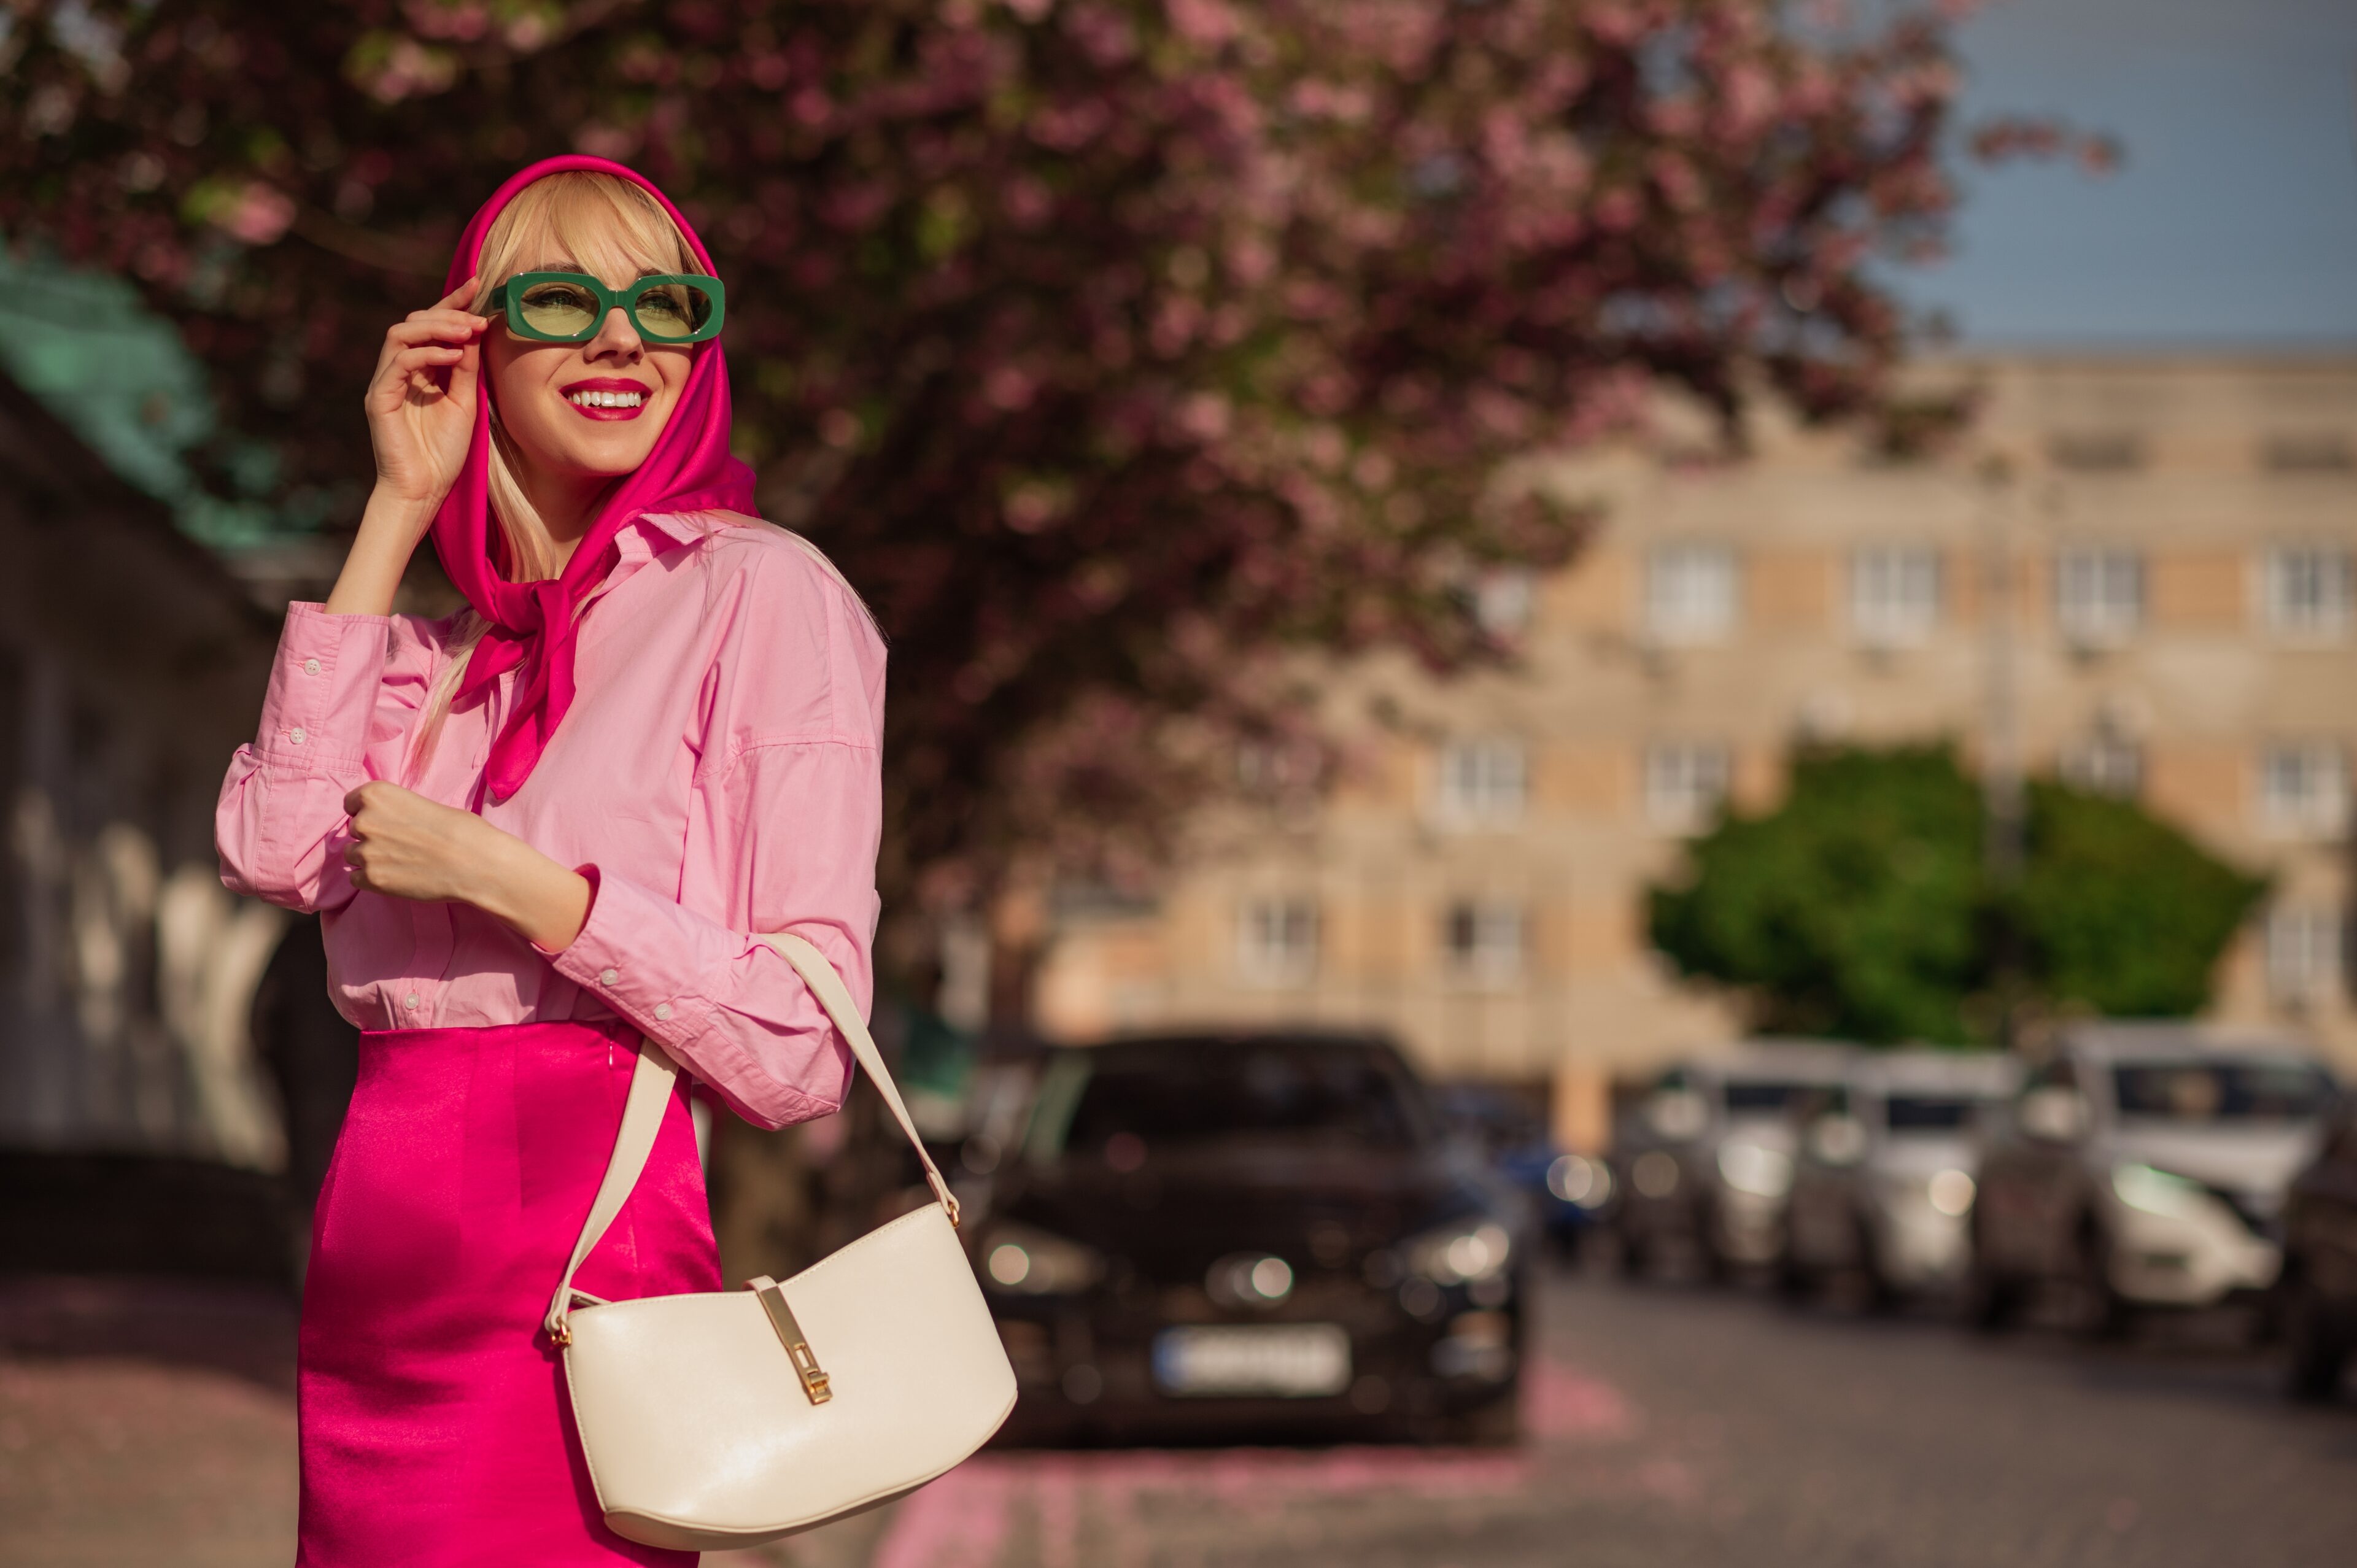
[215,603,439,912]
[549,554,884,1130]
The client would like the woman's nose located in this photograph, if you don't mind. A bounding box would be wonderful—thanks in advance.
[586,307,643,360]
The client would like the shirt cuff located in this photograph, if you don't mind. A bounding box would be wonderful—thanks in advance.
[255,602,393,768]
[545,866,716,1054]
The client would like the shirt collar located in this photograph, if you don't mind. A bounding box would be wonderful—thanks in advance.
[610,510,713,568]
[635,511,711,548]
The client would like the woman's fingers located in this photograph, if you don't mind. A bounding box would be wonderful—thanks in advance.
[446,338,481,401]
[406,301,487,325]
[370,315,484,393]
[390,311,487,344]
[389,344,466,374]
[371,280,483,378]
[373,345,466,404]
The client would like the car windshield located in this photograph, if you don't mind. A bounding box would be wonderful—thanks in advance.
[1722,1080,1819,1115]
[1435,1086,1546,1153]
[1036,1040,1436,1158]
[2111,1060,2334,1124]
[1884,1095,1986,1133]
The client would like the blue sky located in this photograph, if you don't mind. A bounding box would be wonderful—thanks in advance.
[1903,0,2357,345]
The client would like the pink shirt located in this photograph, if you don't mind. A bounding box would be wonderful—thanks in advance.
[215,512,883,1130]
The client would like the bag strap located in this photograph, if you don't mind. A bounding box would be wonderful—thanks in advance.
[544,931,959,1343]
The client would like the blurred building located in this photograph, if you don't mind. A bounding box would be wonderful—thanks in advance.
[1033,353,2357,1141]
[0,370,285,1168]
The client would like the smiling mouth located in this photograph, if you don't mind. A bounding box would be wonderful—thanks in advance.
[567,388,646,410]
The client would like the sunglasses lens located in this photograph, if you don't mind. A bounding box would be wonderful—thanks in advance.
[631,280,716,340]
[516,280,600,339]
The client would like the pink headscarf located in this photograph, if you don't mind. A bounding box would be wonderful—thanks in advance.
[432,155,756,803]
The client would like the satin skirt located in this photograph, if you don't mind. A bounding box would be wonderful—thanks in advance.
[295,1018,719,1567]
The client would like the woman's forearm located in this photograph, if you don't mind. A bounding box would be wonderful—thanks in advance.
[462,828,594,953]
[325,489,439,617]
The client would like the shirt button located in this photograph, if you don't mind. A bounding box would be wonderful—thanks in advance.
[653,1003,674,1023]
[403,993,420,1010]
[302,658,322,676]
[288,727,306,746]
[598,968,619,986]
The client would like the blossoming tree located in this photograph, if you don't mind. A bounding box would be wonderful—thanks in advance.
[1,0,2057,934]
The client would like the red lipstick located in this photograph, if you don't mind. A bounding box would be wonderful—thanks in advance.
[559,377,654,421]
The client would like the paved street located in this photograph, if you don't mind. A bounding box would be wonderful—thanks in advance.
[7,1266,2356,1567]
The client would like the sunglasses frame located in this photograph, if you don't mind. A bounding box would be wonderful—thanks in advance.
[486,271,727,344]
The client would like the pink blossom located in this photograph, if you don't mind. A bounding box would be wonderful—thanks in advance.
[1166,0,1239,48]
[220,181,294,245]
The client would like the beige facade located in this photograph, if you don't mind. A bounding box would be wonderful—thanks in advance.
[1033,355,2357,1126]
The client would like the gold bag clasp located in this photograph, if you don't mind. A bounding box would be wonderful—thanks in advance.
[749,1276,833,1407]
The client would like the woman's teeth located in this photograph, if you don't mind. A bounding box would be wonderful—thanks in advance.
[568,389,645,408]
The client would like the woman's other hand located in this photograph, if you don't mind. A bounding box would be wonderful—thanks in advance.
[343,781,591,952]
[327,279,489,617]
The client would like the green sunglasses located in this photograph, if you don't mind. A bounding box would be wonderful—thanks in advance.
[486,271,726,344]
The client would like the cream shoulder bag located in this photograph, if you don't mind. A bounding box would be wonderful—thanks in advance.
[544,932,1016,1551]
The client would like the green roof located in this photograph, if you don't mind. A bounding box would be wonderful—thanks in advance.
[0,245,296,551]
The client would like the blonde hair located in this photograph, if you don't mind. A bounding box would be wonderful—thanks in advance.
[409,172,707,776]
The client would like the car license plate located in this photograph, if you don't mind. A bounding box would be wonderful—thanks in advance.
[1151,1323,1352,1398]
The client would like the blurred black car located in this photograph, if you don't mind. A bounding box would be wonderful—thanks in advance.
[2280,1089,2357,1402]
[977,1031,1526,1443]
[1434,1081,1616,1254]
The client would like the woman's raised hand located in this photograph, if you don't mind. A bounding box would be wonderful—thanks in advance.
[330,278,489,616]
[365,276,488,517]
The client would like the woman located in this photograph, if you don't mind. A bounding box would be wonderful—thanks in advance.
[217,155,882,1566]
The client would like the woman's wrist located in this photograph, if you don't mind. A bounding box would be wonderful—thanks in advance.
[325,487,441,617]
[463,827,593,953]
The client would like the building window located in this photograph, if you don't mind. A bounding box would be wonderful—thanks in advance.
[1442,900,1524,989]
[2259,743,2350,838]
[2046,431,2147,473]
[1849,546,1941,646]
[2261,433,2354,474]
[1237,897,1318,986]
[2054,547,2143,646]
[1434,738,1526,828]
[2266,904,2343,1005]
[2263,546,2353,637]
[1644,742,1731,831]
[2059,732,2142,798]
[1645,544,1738,644]
[1236,738,1322,797]
[1471,568,1536,637]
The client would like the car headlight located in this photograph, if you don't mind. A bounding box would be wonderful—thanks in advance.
[2110,1164,2213,1222]
[1630,1149,1681,1198]
[1403,1217,1514,1285]
[1546,1154,1614,1209]
[1716,1140,1792,1199]
[1926,1168,1976,1218]
[980,1222,1106,1295]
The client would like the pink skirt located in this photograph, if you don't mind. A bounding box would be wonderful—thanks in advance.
[296,1018,719,1566]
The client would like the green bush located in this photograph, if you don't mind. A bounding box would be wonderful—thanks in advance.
[1648,745,2265,1045]
[2013,781,2266,1018]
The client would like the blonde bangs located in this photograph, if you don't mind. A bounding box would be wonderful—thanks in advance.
[469,171,703,315]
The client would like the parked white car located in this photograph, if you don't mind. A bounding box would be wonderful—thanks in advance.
[1612,1041,1852,1280]
[1967,1024,2338,1336]
[1783,1050,2022,1307]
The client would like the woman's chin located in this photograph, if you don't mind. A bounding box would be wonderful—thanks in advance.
[542,435,666,481]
